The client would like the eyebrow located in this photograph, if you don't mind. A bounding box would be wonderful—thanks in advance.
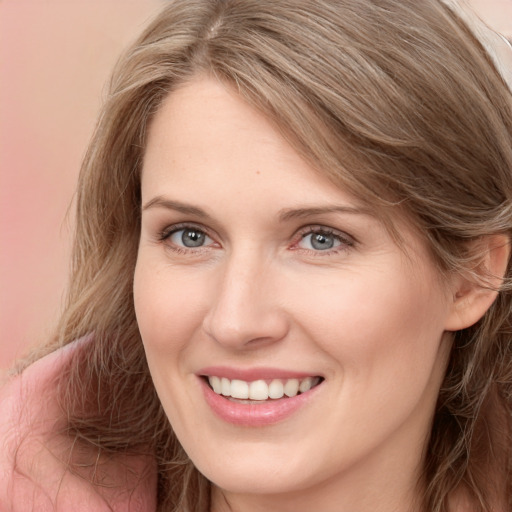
[142,196,373,222]
[278,205,374,222]
[142,197,212,218]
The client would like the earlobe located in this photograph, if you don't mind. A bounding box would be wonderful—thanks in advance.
[444,235,510,332]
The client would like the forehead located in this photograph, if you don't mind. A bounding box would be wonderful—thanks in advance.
[142,77,359,207]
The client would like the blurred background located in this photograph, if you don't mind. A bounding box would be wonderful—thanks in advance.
[0,1,165,370]
[1,0,511,371]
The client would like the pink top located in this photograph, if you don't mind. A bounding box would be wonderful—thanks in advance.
[0,339,157,511]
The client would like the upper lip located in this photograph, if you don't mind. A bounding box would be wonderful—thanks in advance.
[197,366,323,381]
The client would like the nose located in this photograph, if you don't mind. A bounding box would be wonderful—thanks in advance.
[202,252,289,350]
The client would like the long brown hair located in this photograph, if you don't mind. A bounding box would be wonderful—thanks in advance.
[41,1,512,510]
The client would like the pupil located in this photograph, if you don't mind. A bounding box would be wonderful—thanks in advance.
[182,230,205,247]
[311,233,334,250]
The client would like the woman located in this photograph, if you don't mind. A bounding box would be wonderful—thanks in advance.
[1,0,511,511]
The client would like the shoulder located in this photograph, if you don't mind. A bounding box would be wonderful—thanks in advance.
[0,338,157,511]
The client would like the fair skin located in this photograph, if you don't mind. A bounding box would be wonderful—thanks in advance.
[133,77,493,512]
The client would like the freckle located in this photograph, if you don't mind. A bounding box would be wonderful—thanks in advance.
[256,170,261,175]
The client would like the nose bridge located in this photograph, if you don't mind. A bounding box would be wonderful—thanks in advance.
[203,246,287,348]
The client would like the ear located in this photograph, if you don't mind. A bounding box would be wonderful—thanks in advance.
[445,234,510,332]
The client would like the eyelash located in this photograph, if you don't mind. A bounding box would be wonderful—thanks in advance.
[292,226,355,256]
[157,223,355,256]
[158,223,216,255]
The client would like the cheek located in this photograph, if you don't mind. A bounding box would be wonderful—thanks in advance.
[293,265,450,395]
[133,258,207,373]
[280,267,452,472]
[133,257,209,428]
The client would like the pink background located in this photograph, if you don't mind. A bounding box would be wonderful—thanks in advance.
[0,1,165,370]
[1,0,511,371]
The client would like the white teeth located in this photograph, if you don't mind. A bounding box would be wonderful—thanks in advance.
[221,377,231,396]
[230,379,249,399]
[284,378,299,397]
[268,379,284,399]
[249,380,268,400]
[299,376,315,393]
[207,375,320,400]
[210,375,222,394]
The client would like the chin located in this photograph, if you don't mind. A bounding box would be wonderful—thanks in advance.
[192,442,330,498]
[207,467,307,496]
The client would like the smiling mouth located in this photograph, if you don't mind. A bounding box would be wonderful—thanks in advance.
[203,375,324,402]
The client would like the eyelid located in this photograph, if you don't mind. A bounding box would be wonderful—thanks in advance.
[158,222,220,250]
[160,221,211,237]
[291,224,356,252]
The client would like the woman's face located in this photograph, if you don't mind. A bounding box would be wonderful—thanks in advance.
[134,77,456,509]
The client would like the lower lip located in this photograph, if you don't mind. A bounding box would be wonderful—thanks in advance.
[199,378,322,427]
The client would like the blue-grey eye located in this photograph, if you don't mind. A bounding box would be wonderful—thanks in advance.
[299,232,342,251]
[170,228,213,248]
